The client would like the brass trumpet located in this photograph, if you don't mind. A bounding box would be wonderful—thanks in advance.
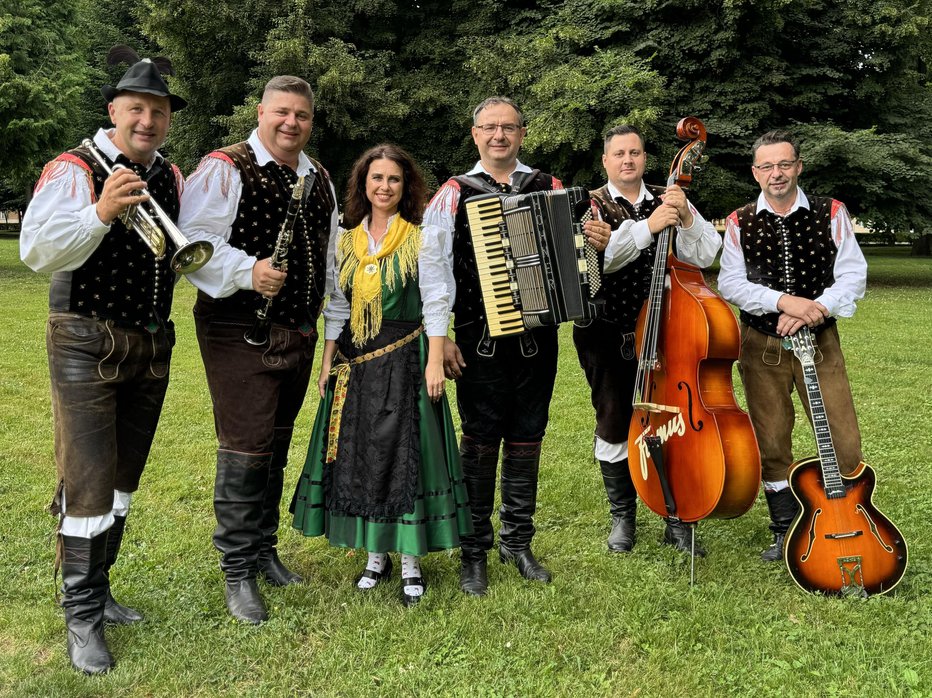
[81,138,213,274]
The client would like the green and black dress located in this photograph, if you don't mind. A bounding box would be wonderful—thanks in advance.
[291,225,471,555]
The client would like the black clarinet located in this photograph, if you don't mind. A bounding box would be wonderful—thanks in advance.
[244,175,306,346]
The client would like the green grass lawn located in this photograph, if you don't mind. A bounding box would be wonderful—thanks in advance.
[1,240,930,697]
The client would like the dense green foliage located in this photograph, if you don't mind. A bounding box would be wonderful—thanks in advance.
[3,0,932,248]
[1,241,931,695]
[0,0,90,202]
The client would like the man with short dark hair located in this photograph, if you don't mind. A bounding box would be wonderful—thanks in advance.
[179,75,338,623]
[21,47,188,675]
[421,96,609,596]
[718,130,867,561]
[575,124,721,556]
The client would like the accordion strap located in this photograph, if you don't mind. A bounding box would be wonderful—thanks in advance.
[453,169,542,194]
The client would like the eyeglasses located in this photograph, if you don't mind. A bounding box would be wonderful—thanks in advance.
[753,159,799,173]
[475,123,522,135]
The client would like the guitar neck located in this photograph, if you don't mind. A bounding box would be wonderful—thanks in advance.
[796,332,846,498]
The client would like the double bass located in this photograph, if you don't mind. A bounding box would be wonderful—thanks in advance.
[783,327,907,596]
[628,118,760,534]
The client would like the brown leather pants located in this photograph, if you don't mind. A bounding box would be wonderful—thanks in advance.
[738,323,862,482]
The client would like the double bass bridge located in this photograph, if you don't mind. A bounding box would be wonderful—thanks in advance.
[632,402,680,415]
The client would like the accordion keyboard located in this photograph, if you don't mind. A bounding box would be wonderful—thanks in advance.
[464,195,525,336]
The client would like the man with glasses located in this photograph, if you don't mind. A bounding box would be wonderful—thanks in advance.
[718,130,867,561]
[422,96,605,595]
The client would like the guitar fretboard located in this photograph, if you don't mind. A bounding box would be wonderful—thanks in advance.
[797,338,846,499]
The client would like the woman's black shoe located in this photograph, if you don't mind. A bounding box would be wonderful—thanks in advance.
[355,555,393,589]
[401,576,427,607]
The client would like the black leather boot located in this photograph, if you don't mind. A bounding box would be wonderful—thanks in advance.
[458,436,499,596]
[600,459,637,552]
[214,450,270,624]
[762,488,800,562]
[663,518,707,558]
[459,551,489,597]
[499,441,551,583]
[258,428,303,587]
[61,532,114,674]
[102,515,143,625]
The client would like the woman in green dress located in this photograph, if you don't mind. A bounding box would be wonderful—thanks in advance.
[291,144,470,606]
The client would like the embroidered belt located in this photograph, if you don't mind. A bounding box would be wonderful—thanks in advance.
[325,325,424,463]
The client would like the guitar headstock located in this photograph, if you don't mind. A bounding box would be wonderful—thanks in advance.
[782,326,817,365]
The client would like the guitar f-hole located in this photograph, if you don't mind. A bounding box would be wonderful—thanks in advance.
[800,508,822,562]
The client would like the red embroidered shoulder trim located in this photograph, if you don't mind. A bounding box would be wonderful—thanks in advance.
[208,151,235,166]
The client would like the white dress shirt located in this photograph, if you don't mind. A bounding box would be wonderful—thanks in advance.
[420,160,540,328]
[20,129,178,273]
[602,180,721,273]
[718,188,867,318]
[177,129,339,300]
[323,214,450,339]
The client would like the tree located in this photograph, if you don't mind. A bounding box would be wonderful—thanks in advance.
[0,0,90,200]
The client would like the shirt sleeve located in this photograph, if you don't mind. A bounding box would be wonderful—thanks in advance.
[323,229,349,340]
[420,181,460,331]
[603,219,651,273]
[419,222,453,337]
[323,179,340,302]
[717,214,785,314]
[177,156,256,297]
[814,203,867,318]
[19,160,111,272]
[673,200,722,268]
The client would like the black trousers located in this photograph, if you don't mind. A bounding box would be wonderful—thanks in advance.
[453,323,558,443]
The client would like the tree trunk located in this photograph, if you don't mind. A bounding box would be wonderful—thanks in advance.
[911,233,931,257]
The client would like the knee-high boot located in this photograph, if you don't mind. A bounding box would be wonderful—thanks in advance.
[257,428,302,586]
[213,450,270,624]
[458,436,500,596]
[499,441,551,583]
[762,488,800,562]
[102,515,143,624]
[60,531,114,674]
[600,459,637,552]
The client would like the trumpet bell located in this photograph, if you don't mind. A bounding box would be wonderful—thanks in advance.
[170,240,214,274]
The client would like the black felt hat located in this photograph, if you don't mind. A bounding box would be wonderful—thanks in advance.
[101,45,188,111]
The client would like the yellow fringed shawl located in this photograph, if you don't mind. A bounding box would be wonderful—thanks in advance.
[338,215,421,346]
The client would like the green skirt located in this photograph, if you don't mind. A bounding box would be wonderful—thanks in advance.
[291,335,472,556]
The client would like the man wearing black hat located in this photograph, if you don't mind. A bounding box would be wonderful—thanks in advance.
[179,75,338,624]
[20,46,187,675]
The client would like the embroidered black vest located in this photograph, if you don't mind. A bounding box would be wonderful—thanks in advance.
[451,170,556,328]
[589,184,665,331]
[734,196,837,336]
[202,142,335,329]
[48,146,180,330]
